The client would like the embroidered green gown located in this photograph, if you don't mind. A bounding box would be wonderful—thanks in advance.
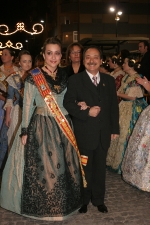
[0,68,82,221]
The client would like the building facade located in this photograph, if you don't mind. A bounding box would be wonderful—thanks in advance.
[53,0,150,51]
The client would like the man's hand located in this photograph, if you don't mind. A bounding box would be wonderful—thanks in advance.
[89,106,101,117]
[111,134,119,140]
[78,101,90,110]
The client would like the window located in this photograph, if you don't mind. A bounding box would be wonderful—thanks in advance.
[73,31,78,42]
[65,19,70,24]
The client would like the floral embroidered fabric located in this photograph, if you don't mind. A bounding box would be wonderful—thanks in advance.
[122,106,150,192]
[106,73,147,174]
[26,67,68,94]
[21,114,82,217]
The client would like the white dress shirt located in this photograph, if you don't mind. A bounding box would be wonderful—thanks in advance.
[86,70,100,84]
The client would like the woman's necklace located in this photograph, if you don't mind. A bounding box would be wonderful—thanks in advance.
[45,65,57,80]
[4,64,13,73]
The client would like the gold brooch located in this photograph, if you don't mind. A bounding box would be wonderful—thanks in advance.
[54,85,61,92]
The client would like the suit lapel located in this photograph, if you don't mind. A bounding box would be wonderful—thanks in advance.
[82,71,98,96]
[98,73,107,97]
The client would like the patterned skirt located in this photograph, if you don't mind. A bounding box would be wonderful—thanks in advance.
[0,99,5,131]
[0,113,82,221]
[122,106,150,192]
[106,98,148,174]
[0,99,8,169]
[0,104,22,169]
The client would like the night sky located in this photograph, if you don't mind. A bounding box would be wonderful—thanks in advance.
[0,0,48,25]
[0,0,49,56]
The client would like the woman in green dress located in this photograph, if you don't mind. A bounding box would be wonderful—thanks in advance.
[0,37,83,221]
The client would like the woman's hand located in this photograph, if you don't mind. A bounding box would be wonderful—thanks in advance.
[0,95,6,101]
[5,115,11,127]
[136,76,150,92]
[78,101,90,110]
[111,134,119,140]
[117,92,120,97]
[117,92,136,101]
[22,135,27,145]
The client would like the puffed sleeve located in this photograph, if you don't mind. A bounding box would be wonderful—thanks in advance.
[126,86,144,98]
[3,85,15,109]
[125,74,144,98]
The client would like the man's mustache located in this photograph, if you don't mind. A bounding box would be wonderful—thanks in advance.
[87,63,96,66]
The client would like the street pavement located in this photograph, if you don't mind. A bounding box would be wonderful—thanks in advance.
[0,169,150,225]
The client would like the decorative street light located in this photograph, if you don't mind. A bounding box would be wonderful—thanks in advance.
[0,22,44,51]
[0,22,44,36]
[0,40,23,49]
[110,7,122,37]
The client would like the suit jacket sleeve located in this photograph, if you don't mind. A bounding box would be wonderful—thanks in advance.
[63,75,90,121]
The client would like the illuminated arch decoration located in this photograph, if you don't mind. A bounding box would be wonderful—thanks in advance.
[0,22,44,35]
[0,40,23,49]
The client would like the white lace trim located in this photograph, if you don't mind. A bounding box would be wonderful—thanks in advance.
[6,71,22,89]
[0,65,6,81]
[0,82,7,92]
[110,69,125,79]
[3,99,13,110]
[0,65,18,81]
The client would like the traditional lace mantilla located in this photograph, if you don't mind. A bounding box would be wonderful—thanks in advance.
[26,67,68,94]
[20,67,68,137]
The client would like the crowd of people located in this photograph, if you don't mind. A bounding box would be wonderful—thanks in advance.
[0,38,150,221]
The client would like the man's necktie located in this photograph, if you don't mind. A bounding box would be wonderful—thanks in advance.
[92,76,98,86]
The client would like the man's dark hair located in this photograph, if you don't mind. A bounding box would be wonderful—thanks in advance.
[139,40,150,51]
[83,45,103,59]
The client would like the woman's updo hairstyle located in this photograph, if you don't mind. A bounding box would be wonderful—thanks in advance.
[3,47,15,62]
[127,56,136,68]
[4,47,15,57]
[111,55,123,67]
[18,50,32,61]
[42,37,62,54]
[100,62,110,70]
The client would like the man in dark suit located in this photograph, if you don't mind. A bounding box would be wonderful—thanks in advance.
[138,40,150,80]
[138,40,150,104]
[63,46,119,213]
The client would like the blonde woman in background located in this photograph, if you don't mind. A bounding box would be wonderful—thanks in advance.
[64,42,85,77]
[0,50,32,169]
[0,48,18,130]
